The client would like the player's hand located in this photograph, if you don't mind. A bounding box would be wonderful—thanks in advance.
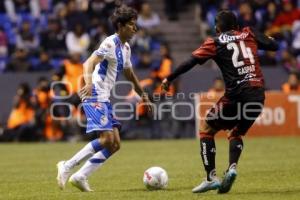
[161,78,170,93]
[268,36,275,40]
[78,84,93,101]
[141,92,154,116]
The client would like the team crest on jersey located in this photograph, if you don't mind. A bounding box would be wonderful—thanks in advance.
[92,102,103,109]
[106,43,112,48]
[100,115,108,126]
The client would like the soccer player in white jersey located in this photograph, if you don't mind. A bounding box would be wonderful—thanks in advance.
[56,6,152,192]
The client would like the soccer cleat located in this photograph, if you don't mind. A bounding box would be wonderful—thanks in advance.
[56,161,71,190]
[218,168,237,194]
[192,178,221,193]
[69,174,94,192]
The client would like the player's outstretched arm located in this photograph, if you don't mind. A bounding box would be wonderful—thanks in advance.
[123,67,154,115]
[79,54,102,101]
[251,28,279,51]
[161,56,200,92]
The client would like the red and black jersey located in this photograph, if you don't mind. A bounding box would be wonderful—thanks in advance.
[167,26,278,98]
[193,27,267,96]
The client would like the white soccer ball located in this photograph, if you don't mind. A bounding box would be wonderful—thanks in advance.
[143,166,168,190]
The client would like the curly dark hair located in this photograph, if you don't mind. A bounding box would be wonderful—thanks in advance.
[110,5,138,31]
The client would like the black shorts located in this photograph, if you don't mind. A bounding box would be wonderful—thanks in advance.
[206,88,264,135]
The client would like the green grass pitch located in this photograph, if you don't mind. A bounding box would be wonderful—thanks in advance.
[0,137,300,200]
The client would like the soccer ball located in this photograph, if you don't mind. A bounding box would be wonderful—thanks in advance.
[143,166,168,190]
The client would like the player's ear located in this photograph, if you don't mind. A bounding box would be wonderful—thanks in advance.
[215,26,220,34]
[117,22,122,31]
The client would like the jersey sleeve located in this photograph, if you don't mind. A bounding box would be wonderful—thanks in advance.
[192,37,217,64]
[245,27,278,51]
[124,44,132,68]
[93,39,113,58]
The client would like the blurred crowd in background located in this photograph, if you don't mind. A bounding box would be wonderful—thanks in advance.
[0,0,300,142]
[196,0,300,73]
[0,0,167,72]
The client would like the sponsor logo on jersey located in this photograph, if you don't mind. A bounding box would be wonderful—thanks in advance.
[237,72,261,84]
[219,32,249,43]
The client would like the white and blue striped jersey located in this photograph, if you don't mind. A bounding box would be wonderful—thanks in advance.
[91,34,132,102]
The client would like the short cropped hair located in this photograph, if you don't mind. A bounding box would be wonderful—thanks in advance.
[215,10,238,32]
[110,6,138,31]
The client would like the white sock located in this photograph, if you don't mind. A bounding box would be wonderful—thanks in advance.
[74,148,111,178]
[64,139,103,170]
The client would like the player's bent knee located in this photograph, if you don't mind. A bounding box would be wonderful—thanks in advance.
[100,133,115,148]
[104,142,116,154]
[230,126,248,138]
[104,139,114,148]
[199,121,217,136]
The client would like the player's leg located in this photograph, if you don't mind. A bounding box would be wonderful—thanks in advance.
[56,137,104,189]
[193,96,238,193]
[228,128,244,171]
[199,121,218,182]
[69,130,117,192]
[70,127,120,183]
[112,127,121,153]
[56,101,111,189]
[68,104,122,192]
[217,128,241,194]
[218,101,264,194]
[229,101,263,169]
[192,121,220,193]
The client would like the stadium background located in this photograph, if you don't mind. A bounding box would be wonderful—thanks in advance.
[1,0,299,141]
[0,1,299,200]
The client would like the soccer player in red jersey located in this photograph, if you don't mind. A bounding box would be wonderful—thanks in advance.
[161,10,278,193]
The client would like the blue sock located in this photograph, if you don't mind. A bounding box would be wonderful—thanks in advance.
[91,139,103,152]
[75,148,112,177]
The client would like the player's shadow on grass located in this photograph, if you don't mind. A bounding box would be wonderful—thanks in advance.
[232,189,300,195]
[165,186,195,191]
[118,188,149,192]
[116,186,192,192]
